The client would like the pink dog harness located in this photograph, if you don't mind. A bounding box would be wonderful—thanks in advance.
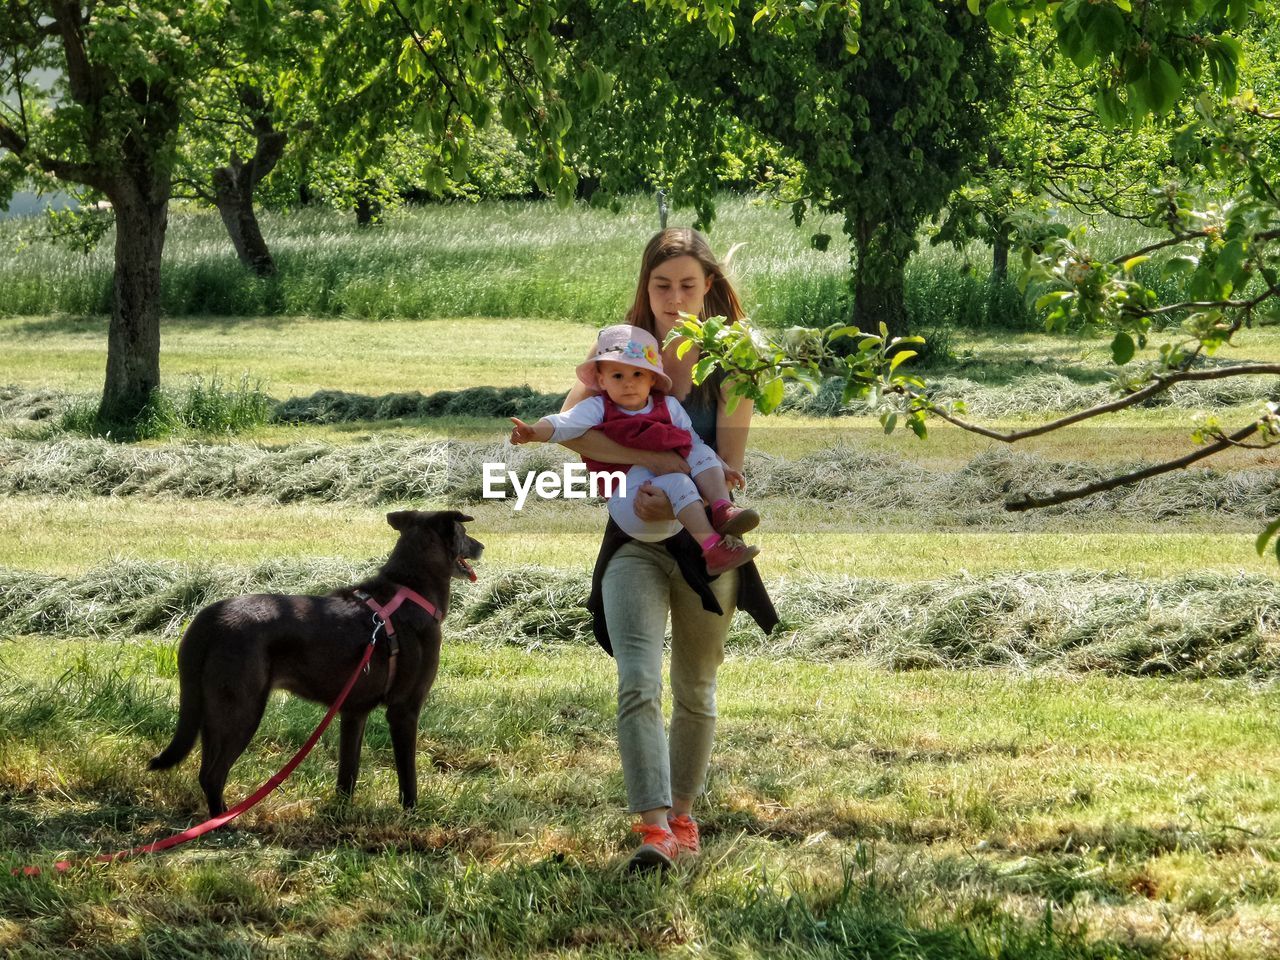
[354,583,443,695]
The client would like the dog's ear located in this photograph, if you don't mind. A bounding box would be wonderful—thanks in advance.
[386,510,417,531]
[431,510,473,526]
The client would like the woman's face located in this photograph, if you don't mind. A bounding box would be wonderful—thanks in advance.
[648,255,713,338]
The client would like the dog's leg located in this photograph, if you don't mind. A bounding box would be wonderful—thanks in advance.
[198,679,270,818]
[386,704,421,808]
[337,709,369,801]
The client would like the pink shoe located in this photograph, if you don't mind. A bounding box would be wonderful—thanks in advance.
[667,814,700,856]
[711,501,760,537]
[701,534,760,576]
[628,822,681,872]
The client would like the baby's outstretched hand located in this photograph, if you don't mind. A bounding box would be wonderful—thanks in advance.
[509,417,537,444]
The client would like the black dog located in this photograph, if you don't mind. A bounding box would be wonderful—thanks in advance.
[149,510,483,816]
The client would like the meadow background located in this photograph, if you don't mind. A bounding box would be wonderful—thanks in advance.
[1,196,1279,958]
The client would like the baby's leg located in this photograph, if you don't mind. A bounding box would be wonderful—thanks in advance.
[685,442,730,503]
[685,442,760,537]
[606,466,682,542]
[645,472,717,542]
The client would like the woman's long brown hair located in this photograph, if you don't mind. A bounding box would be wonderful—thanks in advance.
[623,228,744,416]
[624,228,745,336]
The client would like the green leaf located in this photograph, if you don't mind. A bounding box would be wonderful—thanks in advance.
[1256,516,1280,556]
[966,0,980,14]
[761,376,785,413]
[1216,239,1247,283]
[889,349,917,372]
[1035,290,1072,311]
[1111,331,1135,365]
[692,355,717,384]
[985,0,1015,35]
[1122,255,1150,272]
[1162,255,1198,278]
[825,325,862,344]
[880,411,898,435]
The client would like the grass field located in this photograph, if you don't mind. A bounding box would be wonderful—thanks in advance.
[2,196,1278,957]
[2,638,1278,957]
[0,496,1271,578]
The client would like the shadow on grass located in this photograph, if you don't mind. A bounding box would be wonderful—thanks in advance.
[927,352,1116,387]
[8,313,299,337]
[0,832,1163,959]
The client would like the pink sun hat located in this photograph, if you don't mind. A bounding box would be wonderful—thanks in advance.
[575,324,673,393]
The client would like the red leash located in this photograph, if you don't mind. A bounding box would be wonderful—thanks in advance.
[14,631,381,878]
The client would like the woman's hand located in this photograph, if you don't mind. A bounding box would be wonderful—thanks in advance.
[722,464,746,491]
[639,450,691,476]
[634,482,676,522]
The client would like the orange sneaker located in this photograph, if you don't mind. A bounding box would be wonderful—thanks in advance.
[667,814,700,856]
[701,534,760,576]
[628,822,681,872]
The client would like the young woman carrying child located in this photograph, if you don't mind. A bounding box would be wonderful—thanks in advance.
[513,228,777,871]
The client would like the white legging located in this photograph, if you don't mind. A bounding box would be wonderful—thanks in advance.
[605,443,722,541]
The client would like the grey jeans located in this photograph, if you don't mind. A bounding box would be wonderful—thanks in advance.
[601,539,738,813]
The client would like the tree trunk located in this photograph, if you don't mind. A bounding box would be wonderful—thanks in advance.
[992,230,1009,281]
[99,191,167,427]
[355,189,381,227]
[852,216,910,339]
[212,88,287,276]
[214,160,277,276]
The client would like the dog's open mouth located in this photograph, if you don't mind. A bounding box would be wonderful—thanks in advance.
[455,556,477,582]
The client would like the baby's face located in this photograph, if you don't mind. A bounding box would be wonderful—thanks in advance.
[596,361,656,411]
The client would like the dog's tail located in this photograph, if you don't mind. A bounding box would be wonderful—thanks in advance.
[148,612,213,771]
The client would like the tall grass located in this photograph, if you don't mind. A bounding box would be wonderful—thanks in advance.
[57,374,272,439]
[2,196,851,324]
[0,195,1151,331]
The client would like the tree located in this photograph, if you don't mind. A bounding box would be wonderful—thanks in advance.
[0,3,220,426]
[0,0,597,431]
[933,24,1175,281]
[567,0,1004,337]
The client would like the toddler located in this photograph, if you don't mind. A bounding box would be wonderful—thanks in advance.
[509,324,760,575]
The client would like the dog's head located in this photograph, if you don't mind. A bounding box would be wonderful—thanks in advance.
[386,510,483,582]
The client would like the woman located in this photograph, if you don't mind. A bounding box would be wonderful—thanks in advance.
[559,228,777,872]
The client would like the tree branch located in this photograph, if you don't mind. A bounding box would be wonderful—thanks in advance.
[0,116,26,154]
[1110,231,1208,264]
[53,1,100,107]
[912,363,1280,443]
[172,176,215,204]
[0,114,110,189]
[1004,420,1264,511]
[1133,283,1280,318]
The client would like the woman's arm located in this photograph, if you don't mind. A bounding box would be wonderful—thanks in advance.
[716,390,755,473]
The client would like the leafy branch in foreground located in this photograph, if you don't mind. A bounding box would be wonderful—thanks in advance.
[676,308,1280,558]
[667,314,929,437]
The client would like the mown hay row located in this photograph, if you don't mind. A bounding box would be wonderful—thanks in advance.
[2,561,1278,679]
[5,370,1274,434]
[2,435,1277,520]
[271,386,568,423]
[779,372,1280,418]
